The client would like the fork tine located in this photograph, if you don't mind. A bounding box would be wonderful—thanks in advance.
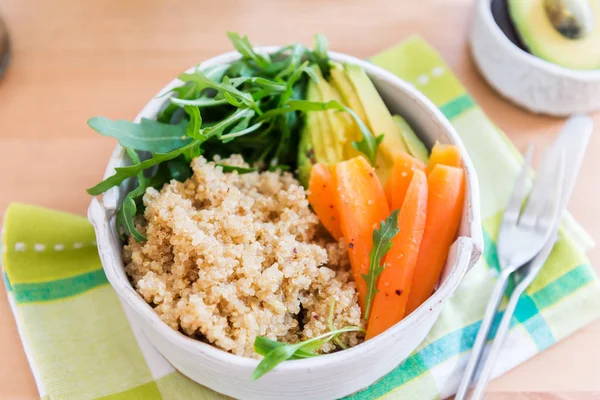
[501,144,534,226]
[518,144,557,227]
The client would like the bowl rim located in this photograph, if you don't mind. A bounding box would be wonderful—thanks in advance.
[477,0,600,79]
[91,47,483,373]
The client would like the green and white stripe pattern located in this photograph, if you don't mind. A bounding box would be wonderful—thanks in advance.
[3,37,600,400]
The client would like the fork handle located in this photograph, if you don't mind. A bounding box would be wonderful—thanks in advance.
[470,273,533,400]
[455,270,511,400]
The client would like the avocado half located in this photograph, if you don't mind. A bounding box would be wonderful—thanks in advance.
[508,0,600,70]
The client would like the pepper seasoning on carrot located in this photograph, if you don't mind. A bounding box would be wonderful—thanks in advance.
[366,169,428,339]
[405,154,465,315]
[334,156,390,312]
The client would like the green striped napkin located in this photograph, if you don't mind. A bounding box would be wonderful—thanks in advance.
[3,36,600,400]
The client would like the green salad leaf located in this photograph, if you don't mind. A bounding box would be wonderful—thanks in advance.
[115,149,149,241]
[87,140,202,196]
[216,164,256,174]
[88,117,190,153]
[252,325,365,381]
[118,197,146,242]
[361,209,400,320]
[226,32,271,70]
[348,106,384,166]
[311,33,330,77]
[87,32,384,244]
[254,337,316,359]
[179,70,257,111]
[184,105,203,139]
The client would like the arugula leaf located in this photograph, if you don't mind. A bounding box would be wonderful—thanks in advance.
[257,99,344,120]
[184,105,202,139]
[124,148,148,193]
[205,108,255,139]
[279,61,310,105]
[275,44,306,79]
[361,209,400,320]
[228,77,287,93]
[87,140,201,195]
[147,160,192,188]
[347,106,383,166]
[227,32,271,70]
[170,97,228,108]
[119,197,146,242]
[311,33,330,77]
[202,63,232,83]
[216,164,256,174]
[253,337,315,359]
[116,149,149,242]
[256,98,380,164]
[252,326,364,380]
[179,70,256,110]
[327,299,347,349]
[225,59,259,78]
[157,83,198,123]
[88,117,190,153]
[268,164,291,172]
[220,122,263,143]
[252,344,302,381]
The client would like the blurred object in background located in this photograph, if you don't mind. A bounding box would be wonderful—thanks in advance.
[0,15,10,79]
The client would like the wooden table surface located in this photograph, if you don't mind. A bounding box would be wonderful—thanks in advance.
[1,0,599,398]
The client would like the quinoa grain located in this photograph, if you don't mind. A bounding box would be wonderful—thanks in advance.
[124,155,364,357]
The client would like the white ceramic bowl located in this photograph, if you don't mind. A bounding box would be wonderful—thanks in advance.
[471,0,600,116]
[88,48,483,400]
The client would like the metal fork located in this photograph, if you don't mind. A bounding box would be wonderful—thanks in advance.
[469,151,566,399]
[468,114,593,398]
[455,145,567,400]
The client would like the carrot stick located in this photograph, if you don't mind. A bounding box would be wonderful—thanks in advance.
[405,164,465,314]
[308,163,343,240]
[366,169,428,339]
[383,179,393,210]
[387,152,426,211]
[335,156,390,312]
[428,142,461,173]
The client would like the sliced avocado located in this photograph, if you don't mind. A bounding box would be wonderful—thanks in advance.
[508,0,600,70]
[313,68,353,161]
[344,63,409,182]
[329,63,368,123]
[392,115,430,163]
[297,74,342,187]
[310,79,339,164]
[329,62,366,159]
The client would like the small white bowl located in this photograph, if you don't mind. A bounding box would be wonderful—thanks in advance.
[471,0,600,116]
[88,48,483,400]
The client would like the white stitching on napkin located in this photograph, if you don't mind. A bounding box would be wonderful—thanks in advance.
[431,66,445,77]
[417,74,430,85]
[413,66,445,87]
[10,241,96,252]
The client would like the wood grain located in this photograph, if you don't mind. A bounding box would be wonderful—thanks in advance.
[0,0,598,398]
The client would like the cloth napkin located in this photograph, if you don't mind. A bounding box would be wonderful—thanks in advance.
[3,36,600,400]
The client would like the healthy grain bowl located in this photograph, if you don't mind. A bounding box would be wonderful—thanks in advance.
[88,33,483,400]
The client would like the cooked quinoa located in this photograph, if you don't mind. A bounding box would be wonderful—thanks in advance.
[123,155,364,357]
